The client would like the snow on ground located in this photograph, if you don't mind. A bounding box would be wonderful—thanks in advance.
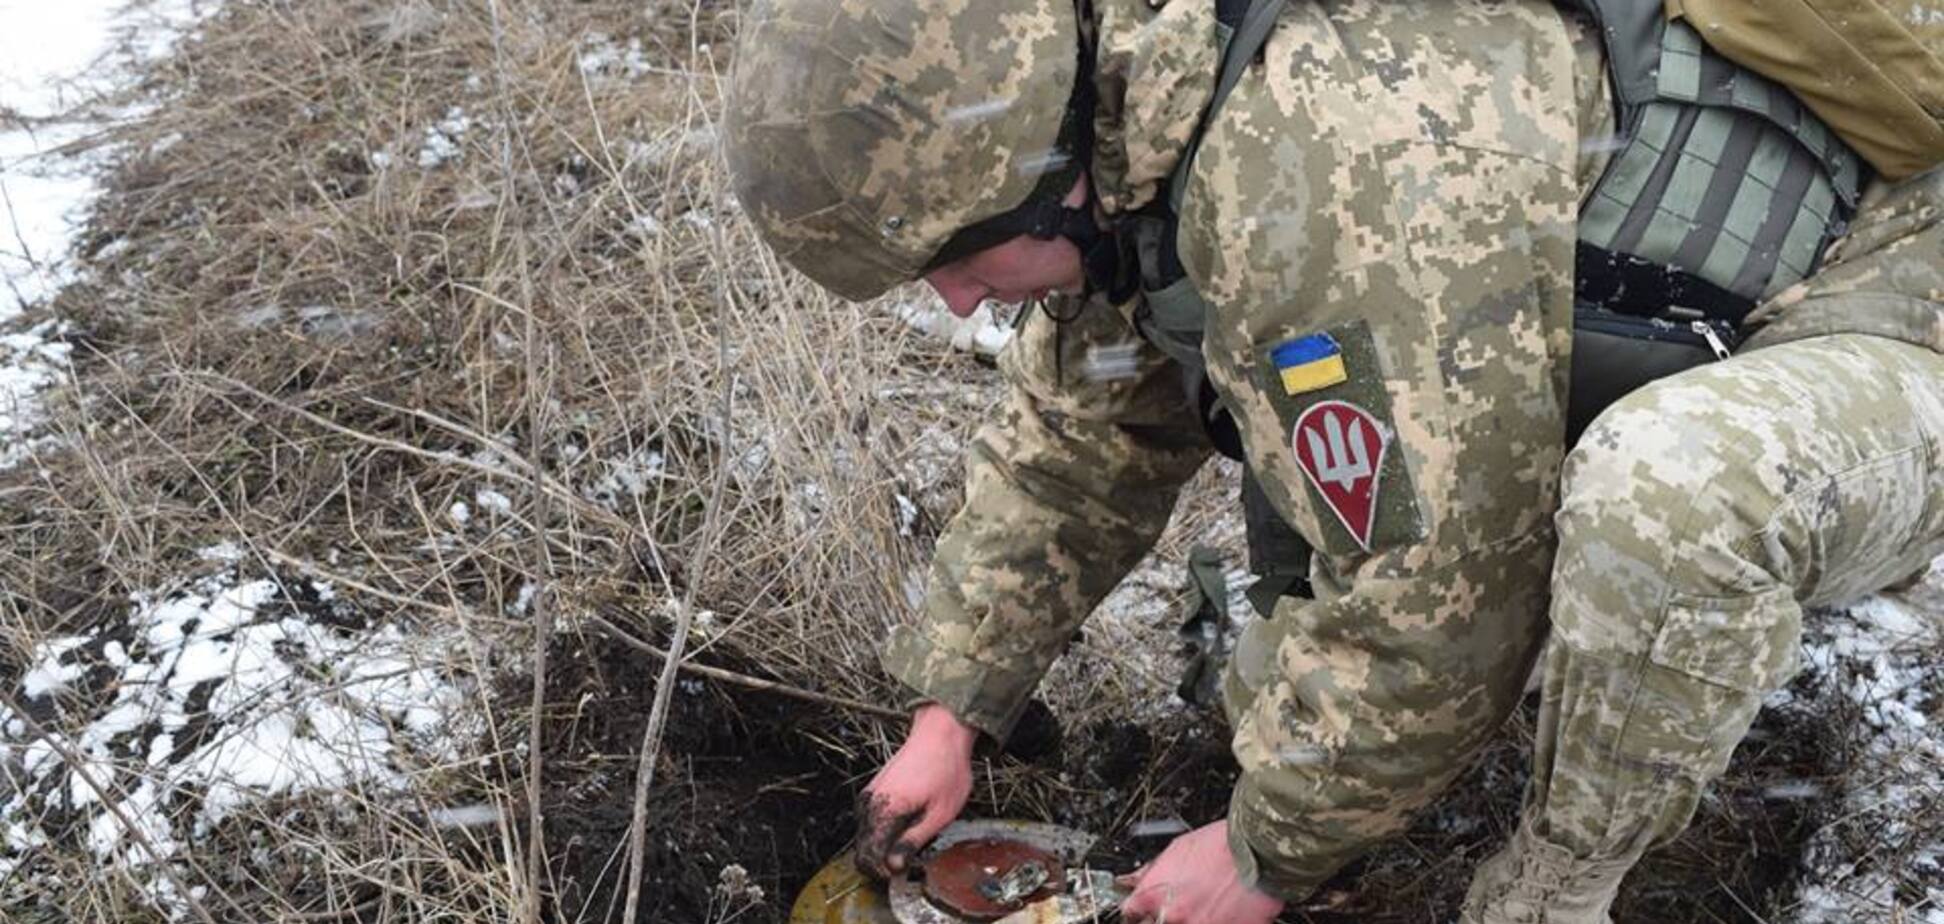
[894,291,1016,358]
[0,556,471,899]
[0,319,72,468]
[0,0,207,466]
[0,0,205,307]
[1785,575,1944,923]
[0,3,478,914]
[577,31,654,82]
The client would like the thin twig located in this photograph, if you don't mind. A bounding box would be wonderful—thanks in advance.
[0,691,243,924]
[586,611,906,721]
[518,223,556,924]
[620,324,736,924]
[478,1,554,921]
[180,369,618,533]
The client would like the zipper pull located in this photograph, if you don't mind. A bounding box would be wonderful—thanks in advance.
[1691,320,1732,360]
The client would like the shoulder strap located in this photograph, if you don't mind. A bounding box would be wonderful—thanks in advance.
[1167,0,1290,214]
[1120,0,1287,453]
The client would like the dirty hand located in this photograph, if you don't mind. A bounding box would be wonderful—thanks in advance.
[1117,820,1285,924]
[853,703,978,879]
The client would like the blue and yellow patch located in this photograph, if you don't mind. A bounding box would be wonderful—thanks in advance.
[1269,333,1347,395]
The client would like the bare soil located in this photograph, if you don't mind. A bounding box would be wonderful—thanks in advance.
[516,631,865,923]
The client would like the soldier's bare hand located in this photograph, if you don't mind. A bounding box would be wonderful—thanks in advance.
[1117,820,1284,924]
[853,704,977,879]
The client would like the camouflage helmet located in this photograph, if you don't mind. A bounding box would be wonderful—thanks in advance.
[723,0,1085,301]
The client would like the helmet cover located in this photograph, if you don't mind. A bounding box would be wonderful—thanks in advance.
[724,0,1081,301]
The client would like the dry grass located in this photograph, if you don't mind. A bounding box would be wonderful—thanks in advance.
[1,1,1937,922]
[1,0,997,919]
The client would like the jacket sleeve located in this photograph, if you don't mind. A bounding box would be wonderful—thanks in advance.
[880,296,1212,739]
[1169,0,1587,898]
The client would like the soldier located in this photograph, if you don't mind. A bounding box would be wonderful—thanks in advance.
[723,0,1944,921]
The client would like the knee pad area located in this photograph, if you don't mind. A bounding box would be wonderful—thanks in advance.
[1553,424,1775,652]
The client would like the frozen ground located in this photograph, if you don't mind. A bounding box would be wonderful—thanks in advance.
[0,553,471,894]
[0,2,1940,921]
[0,1,476,915]
[0,0,204,466]
[1785,581,1944,923]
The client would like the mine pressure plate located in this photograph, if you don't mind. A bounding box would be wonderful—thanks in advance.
[789,819,1126,924]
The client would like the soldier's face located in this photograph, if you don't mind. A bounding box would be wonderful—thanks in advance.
[922,234,1085,318]
[922,172,1092,318]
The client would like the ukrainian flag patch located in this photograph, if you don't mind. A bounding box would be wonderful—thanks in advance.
[1270,333,1347,395]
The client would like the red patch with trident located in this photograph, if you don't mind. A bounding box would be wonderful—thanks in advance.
[1291,400,1389,551]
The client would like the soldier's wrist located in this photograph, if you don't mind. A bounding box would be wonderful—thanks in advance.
[909,703,980,757]
[1225,791,1320,902]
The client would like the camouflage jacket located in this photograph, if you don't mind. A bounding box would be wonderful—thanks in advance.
[882,0,1943,899]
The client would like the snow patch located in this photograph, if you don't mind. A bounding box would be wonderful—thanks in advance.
[415,106,471,169]
[576,32,652,81]
[474,488,513,516]
[1787,574,1944,923]
[585,445,666,509]
[0,567,471,906]
[0,292,72,468]
[894,293,1014,358]
[1,0,207,305]
[894,492,920,536]
[506,581,539,618]
[0,0,210,466]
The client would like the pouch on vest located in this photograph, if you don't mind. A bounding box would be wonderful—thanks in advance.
[1567,306,1738,445]
[1666,0,1944,181]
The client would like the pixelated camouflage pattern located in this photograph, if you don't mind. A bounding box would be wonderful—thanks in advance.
[1744,167,1944,354]
[1463,168,1944,924]
[1173,0,1585,897]
[800,0,1944,907]
[1088,0,1222,215]
[879,296,1211,738]
[722,0,1078,301]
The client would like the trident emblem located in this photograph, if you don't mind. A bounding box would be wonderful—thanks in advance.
[1291,400,1389,550]
[1303,410,1373,490]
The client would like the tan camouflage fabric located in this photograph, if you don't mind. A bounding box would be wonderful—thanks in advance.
[1088,0,1221,215]
[887,0,1588,899]
[1179,0,1591,896]
[722,0,1078,301]
[880,295,1213,736]
[1464,170,1944,924]
[774,0,1944,908]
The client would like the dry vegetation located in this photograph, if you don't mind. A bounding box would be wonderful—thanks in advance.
[0,1,1935,922]
[4,0,974,918]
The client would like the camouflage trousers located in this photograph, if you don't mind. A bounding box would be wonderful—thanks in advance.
[1462,332,1944,923]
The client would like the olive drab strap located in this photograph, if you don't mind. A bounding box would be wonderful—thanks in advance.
[1241,468,1314,616]
[1574,0,1865,323]
[1122,0,1315,644]
[1174,544,1234,708]
[1126,0,1289,439]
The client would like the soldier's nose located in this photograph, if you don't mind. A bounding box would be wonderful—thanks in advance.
[922,272,987,319]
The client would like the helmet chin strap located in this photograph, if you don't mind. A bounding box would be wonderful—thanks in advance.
[1011,179,1132,386]
[1018,190,1132,304]
[927,19,1128,303]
